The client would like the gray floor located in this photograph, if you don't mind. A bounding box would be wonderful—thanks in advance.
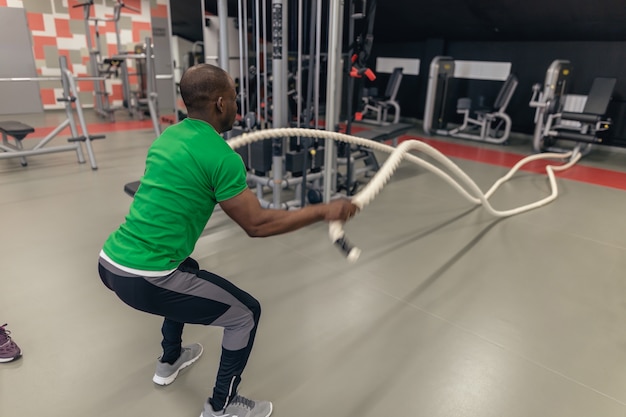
[2,111,626,417]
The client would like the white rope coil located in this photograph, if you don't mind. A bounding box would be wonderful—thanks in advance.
[227,128,580,262]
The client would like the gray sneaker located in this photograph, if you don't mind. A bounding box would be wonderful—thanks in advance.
[152,343,203,385]
[202,395,272,417]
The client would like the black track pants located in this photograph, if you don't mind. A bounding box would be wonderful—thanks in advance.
[98,256,261,411]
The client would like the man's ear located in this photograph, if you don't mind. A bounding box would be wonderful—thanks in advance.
[216,96,224,113]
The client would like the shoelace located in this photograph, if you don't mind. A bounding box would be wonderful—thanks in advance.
[0,324,11,347]
[230,395,255,410]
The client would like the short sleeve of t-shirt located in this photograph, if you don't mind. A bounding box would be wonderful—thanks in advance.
[214,152,248,202]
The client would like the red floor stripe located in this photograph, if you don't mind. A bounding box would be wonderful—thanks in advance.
[18,120,626,191]
[28,119,154,139]
[399,135,626,191]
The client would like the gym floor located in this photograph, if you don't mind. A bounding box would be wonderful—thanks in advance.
[2,110,626,417]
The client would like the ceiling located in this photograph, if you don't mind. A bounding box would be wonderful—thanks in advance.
[170,0,626,44]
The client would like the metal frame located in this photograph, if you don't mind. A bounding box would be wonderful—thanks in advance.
[111,38,162,137]
[207,0,345,207]
[74,0,140,120]
[361,67,404,125]
[528,59,576,153]
[531,66,615,153]
[423,56,516,144]
[448,73,518,143]
[0,56,103,169]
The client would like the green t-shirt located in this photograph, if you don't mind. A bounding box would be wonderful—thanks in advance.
[102,118,248,271]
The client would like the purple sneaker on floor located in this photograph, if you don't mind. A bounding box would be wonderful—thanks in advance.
[0,324,22,363]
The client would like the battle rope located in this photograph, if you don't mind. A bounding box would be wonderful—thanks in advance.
[227,128,581,262]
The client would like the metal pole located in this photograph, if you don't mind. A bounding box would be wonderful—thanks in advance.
[242,0,250,121]
[217,0,230,72]
[61,56,98,169]
[237,0,247,119]
[145,38,161,136]
[344,0,356,194]
[79,2,105,117]
[113,3,131,113]
[297,0,303,129]
[297,0,306,207]
[323,0,344,202]
[255,0,262,127]
[314,0,322,129]
[304,0,316,127]
[271,0,288,208]
[262,0,269,128]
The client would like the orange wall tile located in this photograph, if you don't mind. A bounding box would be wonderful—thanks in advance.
[27,12,45,31]
[54,18,72,38]
[40,89,58,106]
[151,4,168,19]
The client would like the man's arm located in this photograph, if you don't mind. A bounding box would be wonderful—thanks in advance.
[219,188,358,237]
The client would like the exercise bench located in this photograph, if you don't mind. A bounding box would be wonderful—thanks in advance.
[448,73,519,144]
[124,180,141,197]
[360,67,404,125]
[353,122,413,146]
[0,57,106,169]
[0,121,35,166]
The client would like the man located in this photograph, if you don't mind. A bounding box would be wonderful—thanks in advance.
[98,63,358,417]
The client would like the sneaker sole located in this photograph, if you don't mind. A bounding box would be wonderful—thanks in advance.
[152,345,203,385]
[0,353,22,363]
[202,401,272,417]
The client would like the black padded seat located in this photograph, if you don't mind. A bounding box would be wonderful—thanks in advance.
[0,121,35,140]
[354,122,413,142]
[551,77,617,145]
[124,180,141,197]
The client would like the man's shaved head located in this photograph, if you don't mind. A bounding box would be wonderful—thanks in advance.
[180,64,232,114]
[179,64,238,132]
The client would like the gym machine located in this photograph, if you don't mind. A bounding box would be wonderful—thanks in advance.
[112,39,164,136]
[73,0,141,120]
[529,59,616,154]
[360,67,403,125]
[0,56,105,169]
[128,0,402,207]
[201,0,334,209]
[423,56,518,144]
[0,7,104,169]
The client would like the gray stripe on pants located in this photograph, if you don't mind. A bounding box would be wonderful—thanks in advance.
[145,270,255,351]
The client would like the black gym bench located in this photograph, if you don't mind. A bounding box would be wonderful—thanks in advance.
[0,120,105,168]
[0,121,35,166]
[124,180,141,197]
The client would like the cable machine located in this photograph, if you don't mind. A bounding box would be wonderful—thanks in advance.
[205,0,334,209]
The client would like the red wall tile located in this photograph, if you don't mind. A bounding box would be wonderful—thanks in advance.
[151,4,168,18]
[27,12,45,31]
[55,18,72,38]
[40,88,58,106]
